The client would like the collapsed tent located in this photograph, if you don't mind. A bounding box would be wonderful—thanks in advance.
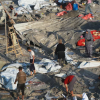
[37,58,61,73]
[0,59,61,90]
[77,30,100,46]
[17,0,56,11]
[0,63,30,90]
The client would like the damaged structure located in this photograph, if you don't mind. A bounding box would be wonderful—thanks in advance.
[0,0,100,100]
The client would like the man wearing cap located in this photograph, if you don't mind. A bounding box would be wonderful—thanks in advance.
[85,29,93,57]
[62,75,77,96]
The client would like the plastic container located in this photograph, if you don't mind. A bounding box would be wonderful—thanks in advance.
[73,3,78,10]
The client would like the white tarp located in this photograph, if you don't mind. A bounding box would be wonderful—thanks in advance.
[45,91,59,100]
[37,58,61,73]
[18,0,49,6]
[0,59,61,90]
[78,61,100,68]
[55,73,67,78]
[55,71,76,78]
[0,63,30,90]
[73,93,89,100]
[82,93,89,100]
[18,0,51,11]
[58,0,73,3]
[15,5,32,15]
[65,49,77,65]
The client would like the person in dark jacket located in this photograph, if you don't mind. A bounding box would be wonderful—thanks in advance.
[55,39,65,66]
[85,29,93,57]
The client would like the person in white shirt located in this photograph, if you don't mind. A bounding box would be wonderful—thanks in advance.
[27,47,36,76]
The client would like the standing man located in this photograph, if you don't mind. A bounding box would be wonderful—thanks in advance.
[85,29,93,57]
[55,39,65,66]
[14,67,26,100]
[27,47,36,76]
[62,75,77,97]
[85,0,93,15]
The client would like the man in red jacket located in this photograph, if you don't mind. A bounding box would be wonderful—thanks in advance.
[62,75,77,96]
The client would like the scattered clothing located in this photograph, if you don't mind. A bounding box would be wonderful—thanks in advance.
[65,3,73,11]
[56,11,67,16]
[77,38,85,46]
[78,13,94,20]
[77,30,100,46]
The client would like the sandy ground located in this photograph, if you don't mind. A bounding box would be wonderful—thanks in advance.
[0,0,100,100]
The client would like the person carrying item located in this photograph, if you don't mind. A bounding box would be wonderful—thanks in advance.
[55,39,65,66]
[85,29,93,57]
[85,0,93,15]
[14,67,26,100]
[62,75,77,97]
[27,47,36,76]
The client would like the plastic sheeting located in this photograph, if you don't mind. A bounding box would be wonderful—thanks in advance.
[55,73,67,78]
[65,49,77,65]
[55,71,76,78]
[58,0,73,3]
[37,58,61,73]
[45,91,59,100]
[0,63,30,90]
[82,93,89,100]
[15,5,32,15]
[0,59,61,90]
[78,61,100,68]
[18,0,51,11]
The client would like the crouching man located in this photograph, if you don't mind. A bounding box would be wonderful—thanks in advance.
[62,75,77,97]
[14,67,26,100]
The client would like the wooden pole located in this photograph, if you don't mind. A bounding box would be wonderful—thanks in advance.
[5,13,8,56]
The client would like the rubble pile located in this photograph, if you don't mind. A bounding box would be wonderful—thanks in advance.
[0,0,100,100]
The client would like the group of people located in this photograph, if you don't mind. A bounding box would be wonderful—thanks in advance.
[12,0,94,98]
[14,29,94,100]
[14,47,36,100]
[8,0,93,19]
[14,30,93,99]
